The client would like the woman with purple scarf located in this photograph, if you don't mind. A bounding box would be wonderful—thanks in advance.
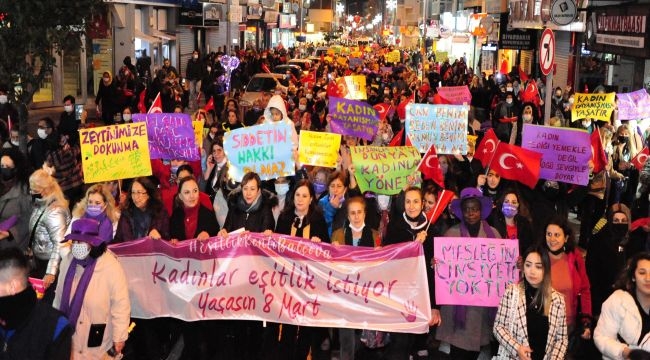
[435,187,502,359]
[54,218,131,359]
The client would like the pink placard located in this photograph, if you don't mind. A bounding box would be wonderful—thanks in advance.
[434,237,520,307]
[436,86,472,105]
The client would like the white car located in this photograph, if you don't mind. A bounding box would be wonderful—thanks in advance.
[240,73,286,106]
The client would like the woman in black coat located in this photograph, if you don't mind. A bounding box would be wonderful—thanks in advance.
[218,172,277,236]
[487,188,534,256]
[262,179,330,360]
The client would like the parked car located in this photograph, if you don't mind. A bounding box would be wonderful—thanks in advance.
[240,73,286,106]
[272,64,303,81]
[287,58,312,75]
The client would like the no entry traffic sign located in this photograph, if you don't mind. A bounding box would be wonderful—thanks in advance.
[539,28,555,76]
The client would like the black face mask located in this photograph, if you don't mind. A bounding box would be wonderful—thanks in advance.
[1,167,16,181]
[618,136,629,143]
[31,193,42,201]
[611,223,628,238]
[0,286,37,329]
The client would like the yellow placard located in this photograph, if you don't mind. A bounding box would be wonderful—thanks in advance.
[298,131,342,168]
[571,92,616,122]
[385,50,401,64]
[80,123,152,183]
[336,56,348,66]
[193,120,204,149]
[435,51,448,62]
[344,75,367,100]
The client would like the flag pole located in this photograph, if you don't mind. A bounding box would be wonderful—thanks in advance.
[484,140,501,175]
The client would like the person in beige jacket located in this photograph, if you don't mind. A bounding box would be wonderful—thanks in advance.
[54,218,130,359]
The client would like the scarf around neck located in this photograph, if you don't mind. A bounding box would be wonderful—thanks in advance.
[59,254,99,329]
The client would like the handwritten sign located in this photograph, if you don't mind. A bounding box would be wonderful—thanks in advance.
[350,146,421,195]
[405,104,469,154]
[571,92,616,122]
[434,237,519,307]
[224,122,295,181]
[193,120,205,149]
[521,124,591,185]
[109,234,431,333]
[349,57,363,68]
[385,50,401,64]
[298,131,341,168]
[344,75,367,100]
[79,123,152,183]
[435,51,448,63]
[437,86,472,105]
[133,113,199,161]
[617,89,650,121]
[328,97,379,141]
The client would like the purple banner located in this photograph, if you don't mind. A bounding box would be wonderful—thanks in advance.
[521,124,591,185]
[617,89,650,121]
[133,113,199,161]
[328,97,379,141]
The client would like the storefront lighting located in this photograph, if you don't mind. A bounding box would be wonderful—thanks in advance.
[386,0,397,11]
[336,2,345,14]
[347,15,354,22]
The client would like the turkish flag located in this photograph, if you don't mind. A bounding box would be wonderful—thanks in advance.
[418,144,445,188]
[591,129,608,173]
[632,147,650,171]
[388,129,412,147]
[396,93,414,120]
[426,189,455,225]
[373,103,392,121]
[137,88,147,113]
[474,128,499,167]
[148,92,163,114]
[204,96,215,112]
[300,72,316,88]
[490,143,542,189]
[433,93,451,105]
[327,78,348,98]
[518,66,529,82]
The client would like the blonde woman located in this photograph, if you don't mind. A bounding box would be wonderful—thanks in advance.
[68,184,120,243]
[494,246,568,360]
[28,169,71,303]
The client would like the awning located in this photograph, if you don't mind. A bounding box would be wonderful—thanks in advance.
[151,28,176,41]
[134,29,161,44]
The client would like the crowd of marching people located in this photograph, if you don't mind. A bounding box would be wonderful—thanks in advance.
[2,42,650,360]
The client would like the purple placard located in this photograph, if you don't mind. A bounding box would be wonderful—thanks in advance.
[133,113,199,161]
[437,86,472,105]
[617,89,650,121]
[521,124,591,185]
[328,97,379,141]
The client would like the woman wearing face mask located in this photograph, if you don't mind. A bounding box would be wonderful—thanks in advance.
[488,189,534,256]
[594,253,650,357]
[121,106,132,123]
[68,184,119,243]
[587,203,645,317]
[54,218,130,359]
[611,124,640,207]
[543,216,593,356]
[113,177,169,243]
[311,167,331,200]
[28,169,71,303]
[383,186,440,359]
[493,246,568,360]
[436,187,501,359]
[272,177,291,223]
[262,180,330,359]
[514,103,539,145]
[95,71,120,125]
[0,148,32,251]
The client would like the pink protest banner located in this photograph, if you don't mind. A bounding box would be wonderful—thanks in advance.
[109,233,432,333]
[436,86,472,105]
[433,237,519,307]
[617,89,650,121]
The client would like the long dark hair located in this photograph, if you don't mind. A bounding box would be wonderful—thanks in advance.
[521,245,553,315]
[123,177,164,214]
[174,176,199,209]
[281,179,318,218]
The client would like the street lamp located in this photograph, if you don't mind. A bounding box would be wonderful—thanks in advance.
[336,2,344,14]
[386,0,397,10]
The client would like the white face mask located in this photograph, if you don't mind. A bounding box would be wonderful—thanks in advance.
[523,114,533,123]
[0,95,7,104]
[306,94,313,100]
[377,195,390,211]
[10,140,19,147]
[274,183,290,196]
[382,133,389,140]
[506,99,513,104]
[37,128,48,139]
[193,54,199,60]
[71,242,91,260]
[349,222,365,232]
[568,97,575,104]
[506,87,513,92]
[123,114,132,122]
[582,120,592,128]
[207,66,212,72]
[64,105,73,113]
[298,104,307,111]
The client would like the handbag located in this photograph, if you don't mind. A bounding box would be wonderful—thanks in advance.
[26,206,48,271]
[493,284,519,360]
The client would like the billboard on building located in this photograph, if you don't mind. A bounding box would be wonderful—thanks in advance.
[585,5,650,58]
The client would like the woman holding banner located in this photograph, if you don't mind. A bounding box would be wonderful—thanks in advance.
[113,177,169,243]
[493,246,568,360]
[262,179,330,359]
[436,187,501,359]
[384,186,440,360]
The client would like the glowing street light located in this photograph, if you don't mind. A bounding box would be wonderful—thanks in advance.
[386,0,397,10]
[336,2,345,14]
[347,14,354,22]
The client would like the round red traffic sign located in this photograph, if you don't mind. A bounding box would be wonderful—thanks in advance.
[539,28,555,76]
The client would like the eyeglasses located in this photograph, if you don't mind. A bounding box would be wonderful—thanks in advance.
[131,191,148,197]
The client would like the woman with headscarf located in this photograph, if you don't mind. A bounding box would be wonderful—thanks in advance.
[0,148,32,251]
[54,218,130,359]
[436,187,502,359]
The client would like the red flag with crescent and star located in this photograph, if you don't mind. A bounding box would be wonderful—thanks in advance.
[590,128,608,173]
[490,143,542,189]
[373,103,392,121]
[388,129,412,147]
[474,128,499,167]
[148,92,163,114]
[418,143,445,188]
[426,189,455,225]
[632,147,650,171]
